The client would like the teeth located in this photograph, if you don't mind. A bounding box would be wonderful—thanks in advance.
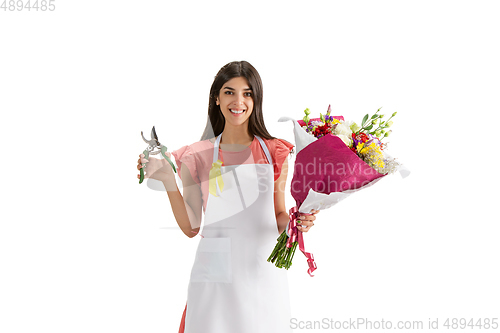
[230,109,245,114]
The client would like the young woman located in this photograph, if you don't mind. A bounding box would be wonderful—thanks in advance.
[137,61,319,333]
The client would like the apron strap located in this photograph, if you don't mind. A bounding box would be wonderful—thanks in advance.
[210,134,224,197]
[212,133,223,164]
[255,136,273,165]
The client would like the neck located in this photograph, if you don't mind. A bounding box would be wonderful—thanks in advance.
[220,126,253,145]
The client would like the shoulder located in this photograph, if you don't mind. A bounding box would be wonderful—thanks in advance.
[173,140,212,155]
[171,140,213,171]
[260,138,294,181]
[261,137,294,155]
[188,139,213,150]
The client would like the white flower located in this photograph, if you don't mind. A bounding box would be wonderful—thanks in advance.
[380,157,401,175]
[336,134,352,146]
[332,123,352,137]
[344,120,360,133]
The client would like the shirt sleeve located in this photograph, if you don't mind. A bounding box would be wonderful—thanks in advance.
[273,138,294,181]
[171,144,200,185]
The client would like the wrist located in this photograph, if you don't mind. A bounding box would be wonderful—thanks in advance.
[276,211,290,234]
[161,174,178,191]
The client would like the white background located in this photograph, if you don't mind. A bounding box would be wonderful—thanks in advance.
[1,1,499,332]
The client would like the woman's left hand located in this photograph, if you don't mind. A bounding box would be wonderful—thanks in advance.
[297,209,320,232]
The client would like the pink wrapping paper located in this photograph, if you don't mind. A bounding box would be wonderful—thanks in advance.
[291,133,385,213]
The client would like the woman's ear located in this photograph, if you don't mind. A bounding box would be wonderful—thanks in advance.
[215,97,219,106]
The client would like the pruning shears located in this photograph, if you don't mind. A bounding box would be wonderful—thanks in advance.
[139,126,177,184]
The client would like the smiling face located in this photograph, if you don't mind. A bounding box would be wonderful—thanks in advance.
[216,77,254,129]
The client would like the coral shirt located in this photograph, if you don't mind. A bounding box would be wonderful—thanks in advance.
[171,137,294,213]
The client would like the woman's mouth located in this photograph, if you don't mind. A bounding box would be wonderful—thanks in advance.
[230,109,246,115]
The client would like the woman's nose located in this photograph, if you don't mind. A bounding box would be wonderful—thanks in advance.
[236,95,245,105]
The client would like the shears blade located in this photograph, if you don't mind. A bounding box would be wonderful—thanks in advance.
[151,126,159,144]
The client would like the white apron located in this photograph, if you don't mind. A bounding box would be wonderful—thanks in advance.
[184,134,293,333]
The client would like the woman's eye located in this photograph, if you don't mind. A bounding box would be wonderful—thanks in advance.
[223,91,252,97]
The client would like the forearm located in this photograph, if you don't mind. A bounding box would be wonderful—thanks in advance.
[276,211,290,234]
[162,177,200,238]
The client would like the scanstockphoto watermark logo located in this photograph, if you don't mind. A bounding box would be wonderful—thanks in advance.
[144,134,381,230]
[292,156,380,178]
[153,154,379,195]
[148,144,383,230]
[1,0,56,11]
[291,317,423,330]
[290,317,500,330]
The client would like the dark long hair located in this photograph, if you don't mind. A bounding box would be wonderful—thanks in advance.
[200,61,276,141]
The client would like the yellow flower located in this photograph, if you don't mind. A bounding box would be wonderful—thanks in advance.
[356,142,364,153]
[357,142,385,169]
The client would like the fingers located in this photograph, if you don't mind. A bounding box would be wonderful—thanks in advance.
[299,214,316,222]
[297,221,314,232]
[297,212,316,232]
[297,216,314,231]
[137,154,149,180]
[137,171,148,179]
[137,154,149,166]
[136,153,172,182]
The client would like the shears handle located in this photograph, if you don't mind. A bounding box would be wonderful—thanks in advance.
[160,146,177,174]
[139,148,177,184]
[139,150,150,184]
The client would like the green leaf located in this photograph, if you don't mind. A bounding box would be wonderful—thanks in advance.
[361,113,369,126]
[365,124,373,131]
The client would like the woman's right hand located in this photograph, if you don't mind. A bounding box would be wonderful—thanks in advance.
[137,152,175,182]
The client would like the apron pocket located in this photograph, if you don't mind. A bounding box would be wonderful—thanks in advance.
[190,237,232,283]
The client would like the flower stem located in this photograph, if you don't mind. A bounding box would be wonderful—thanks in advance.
[268,229,301,270]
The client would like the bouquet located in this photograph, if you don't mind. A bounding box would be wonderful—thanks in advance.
[267,105,410,276]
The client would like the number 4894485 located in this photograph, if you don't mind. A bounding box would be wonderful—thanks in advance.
[443,318,498,330]
[1,0,56,11]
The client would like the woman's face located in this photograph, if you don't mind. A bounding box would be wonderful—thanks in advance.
[216,76,254,129]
